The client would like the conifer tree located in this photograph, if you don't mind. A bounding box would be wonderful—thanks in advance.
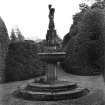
[10,29,17,42]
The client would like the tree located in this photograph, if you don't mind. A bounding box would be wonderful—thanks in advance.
[10,27,25,42]
[79,3,89,11]
[16,28,24,41]
[62,3,86,48]
[91,0,105,9]
[62,1,105,75]
[10,29,17,42]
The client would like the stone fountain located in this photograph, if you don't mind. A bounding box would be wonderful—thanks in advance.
[13,4,90,101]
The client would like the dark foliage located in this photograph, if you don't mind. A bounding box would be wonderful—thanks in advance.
[62,4,86,47]
[62,24,78,47]
[62,3,105,75]
[62,33,70,47]
[5,41,46,82]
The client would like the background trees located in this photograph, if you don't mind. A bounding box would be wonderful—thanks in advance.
[10,27,24,42]
[62,1,105,75]
[6,27,47,82]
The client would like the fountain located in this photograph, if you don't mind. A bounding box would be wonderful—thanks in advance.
[13,4,90,101]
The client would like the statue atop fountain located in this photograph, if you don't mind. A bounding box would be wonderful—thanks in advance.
[46,5,58,48]
[48,4,55,30]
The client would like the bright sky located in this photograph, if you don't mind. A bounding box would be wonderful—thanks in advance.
[0,0,94,40]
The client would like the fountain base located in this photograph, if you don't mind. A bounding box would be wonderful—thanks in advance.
[13,79,89,101]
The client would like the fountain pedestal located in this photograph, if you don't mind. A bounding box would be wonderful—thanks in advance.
[47,63,57,81]
[38,52,66,83]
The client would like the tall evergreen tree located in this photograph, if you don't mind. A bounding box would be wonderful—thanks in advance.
[16,28,24,41]
[10,29,17,42]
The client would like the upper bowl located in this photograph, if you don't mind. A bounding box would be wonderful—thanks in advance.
[38,52,66,63]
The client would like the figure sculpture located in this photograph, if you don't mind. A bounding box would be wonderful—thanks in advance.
[48,4,55,30]
[46,4,57,47]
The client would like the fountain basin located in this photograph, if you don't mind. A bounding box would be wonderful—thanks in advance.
[38,52,66,63]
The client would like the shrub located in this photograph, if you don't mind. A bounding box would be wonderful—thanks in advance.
[5,41,46,82]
